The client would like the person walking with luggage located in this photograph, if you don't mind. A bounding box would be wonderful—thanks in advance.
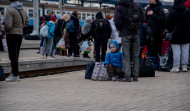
[4,0,29,82]
[81,16,93,58]
[146,0,166,58]
[114,0,145,82]
[105,41,124,81]
[91,11,112,62]
[166,0,190,72]
[67,11,80,57]
[41,16,55,59]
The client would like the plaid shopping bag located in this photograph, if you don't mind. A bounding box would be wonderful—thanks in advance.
[91,62,109,81]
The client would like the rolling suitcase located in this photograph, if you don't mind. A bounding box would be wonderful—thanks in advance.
[85,62,95,79]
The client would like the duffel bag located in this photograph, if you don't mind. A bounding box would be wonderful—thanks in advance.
[139,60,155,77]
[85,62,95,79]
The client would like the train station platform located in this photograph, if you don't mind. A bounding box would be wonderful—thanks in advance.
[0,70,190,111]
[0,48,94,79]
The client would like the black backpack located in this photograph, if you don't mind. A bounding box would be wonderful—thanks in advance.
[95,19,107,33]
[125,3,141,29]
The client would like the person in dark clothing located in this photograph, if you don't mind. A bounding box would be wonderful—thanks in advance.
[146,0,166,58]
[68,11,80,57]
[166,0,190,72]
[114,0,145,82]
[90,11,112,62]
[52,15,66,57]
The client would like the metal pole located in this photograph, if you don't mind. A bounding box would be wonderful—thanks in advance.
[30,0,39,36]
[59,0,63,15]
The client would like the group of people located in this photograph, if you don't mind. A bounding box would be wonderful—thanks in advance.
[2,0,190,82]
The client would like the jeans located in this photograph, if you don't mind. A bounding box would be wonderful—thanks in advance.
[42,38,53,56]
[171,43,189,67]
[6,34,23,76]
[40,37,44,47]
[95,37,108,62]
[122,35,140,78]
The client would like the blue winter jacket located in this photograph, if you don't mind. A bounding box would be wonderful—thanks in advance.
[104,41,123,69]
[46,21,55,39]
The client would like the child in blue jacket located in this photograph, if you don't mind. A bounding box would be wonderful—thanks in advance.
[104,41,124,81]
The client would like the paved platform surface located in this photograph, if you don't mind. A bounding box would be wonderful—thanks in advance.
[0,71,190,111]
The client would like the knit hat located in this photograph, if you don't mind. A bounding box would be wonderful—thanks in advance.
[40,16,44,22]
[185,0,190,9]
[56,14,62,19]
[110,43,117,48]
[50,16,56,22]
[86,16,92,21]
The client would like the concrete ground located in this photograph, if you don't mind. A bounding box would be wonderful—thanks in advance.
[0,70,190,111]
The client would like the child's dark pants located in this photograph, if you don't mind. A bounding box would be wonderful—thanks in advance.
[107,64,124,78]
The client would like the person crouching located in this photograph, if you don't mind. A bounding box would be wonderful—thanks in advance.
[104,41,124,81]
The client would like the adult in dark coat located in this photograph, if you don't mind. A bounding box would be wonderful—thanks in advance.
[114,0,145,82]
[166,0,190,72]
[53,18,66,56]
[146,0,166,58]
[68,11,80,57]
[90,11,112,62]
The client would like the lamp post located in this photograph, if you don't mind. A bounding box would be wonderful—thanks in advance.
[30,0,39,36]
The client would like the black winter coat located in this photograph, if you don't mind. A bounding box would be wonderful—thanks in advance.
[166,4,190,44]
[146,1,166,34]
[90,12,112,39]
[114,0,145,36]
[69,15,79,37]
[54,19,65,37]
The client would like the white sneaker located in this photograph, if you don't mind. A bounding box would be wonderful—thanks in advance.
[181,65,188,72]
[111,76,117,81]
[47,56,53,59]
[6,73,13,80]
[5,75,20,82]
[41,55,44,59]
[170,66,180,73]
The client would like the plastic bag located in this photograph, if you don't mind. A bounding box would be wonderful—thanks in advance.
[56,38,66,50]
[159,47,173,71]
[81,41,92,53]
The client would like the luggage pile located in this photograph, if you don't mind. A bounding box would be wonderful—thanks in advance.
[85,62,109,81]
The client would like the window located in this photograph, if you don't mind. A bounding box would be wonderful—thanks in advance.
[28,9,33,18]
[87,13,90,17]
[82,13,86,20]
[91,14,95,20]
[78,13,81,20]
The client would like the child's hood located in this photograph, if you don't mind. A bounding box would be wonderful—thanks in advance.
[109,41,120,50]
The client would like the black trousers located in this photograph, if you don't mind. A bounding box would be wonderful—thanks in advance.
[0,35,3,51]
[95,37,108,62]
[147,33,163,58]
[6,34,23,76]
[68,33,79,56]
